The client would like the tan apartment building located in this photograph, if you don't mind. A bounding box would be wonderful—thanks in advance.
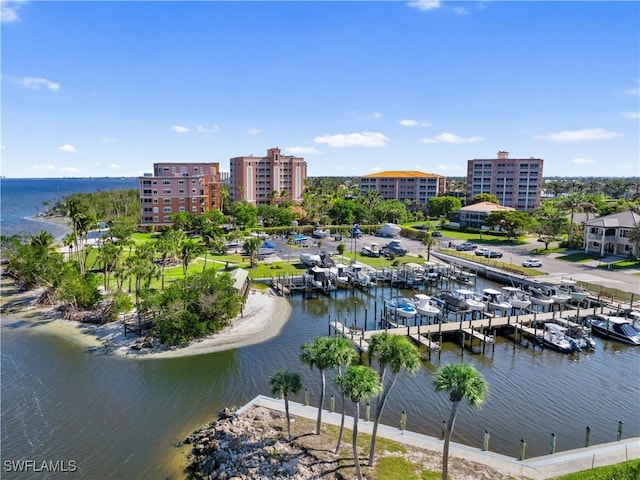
[139,162,221,228]
[229,147,307,205]
[360,171,446,207]
[466,151,543,211]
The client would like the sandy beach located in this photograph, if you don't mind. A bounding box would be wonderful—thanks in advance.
[0,274,292,360]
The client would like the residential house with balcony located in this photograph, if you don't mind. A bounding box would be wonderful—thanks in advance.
[448,202,515,230]
[583,210,639,257]
[139,162,221,228]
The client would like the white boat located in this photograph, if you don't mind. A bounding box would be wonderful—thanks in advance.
[501,287,531,310]
[360,242,381,257]
[455,289,486,312]
[525,284,554,307]
[299,252,321,267]
[345,264,373,288]
[537,323,580,353]
[303,266,334,292]
[548,286,571,305]
[561,278,590,302]
[380,223,401,237]
[413,294,440,317]
[329,263,350,287]
[481,288,512,311]
[565,325,596,350]
[385,297,417,319]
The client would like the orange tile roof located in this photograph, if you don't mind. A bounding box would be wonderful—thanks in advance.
[362,170,446,179]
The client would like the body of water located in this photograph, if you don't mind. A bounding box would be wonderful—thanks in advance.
[1,178,639,479]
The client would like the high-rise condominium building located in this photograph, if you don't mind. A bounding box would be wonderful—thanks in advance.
[229,147,307,205]
[466,151,543,210]
[139,162,221,228]
[360,171,446,207]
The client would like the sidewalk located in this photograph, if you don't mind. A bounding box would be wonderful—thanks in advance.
[243,395,640,480]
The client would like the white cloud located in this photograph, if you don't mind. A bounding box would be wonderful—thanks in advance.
[247,128,261,135]
[60,166,81,173]
[399,119,431,127]
[284,146,320,154]
[420,132,484,144]
[572,157,593,164]
[407,0,441,12]
[171,125,190,133]
[101,136,118,144]
[534,128,622,142]
[314,131,388,148]
[623,111,640,119]
[110,163,121,169]
[59,144,78,153]
[1,0,25,23]
[624,81,640,95]
[614,163,634,171]
[0,144,4,150]
[196,125,219,134]
[436,163,463,171]
[33,164,56,171]
[373,112,382,119]
[21,76,60,91]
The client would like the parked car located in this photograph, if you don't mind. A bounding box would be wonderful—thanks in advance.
[456,242,478,251]
[484,250,503,258]
[431,231,442,237]
[522,258,543,267]
[475,248,490,256]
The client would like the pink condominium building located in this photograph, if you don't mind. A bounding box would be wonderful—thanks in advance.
[360,171,446,206]
[139,162,221,228]
[466,151,543,211]
[229,147,307,205]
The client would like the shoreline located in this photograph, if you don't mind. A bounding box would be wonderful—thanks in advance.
[0,275,292,360]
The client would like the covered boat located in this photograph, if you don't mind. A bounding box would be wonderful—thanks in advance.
[588,315,640,346]
[380,223,401,238]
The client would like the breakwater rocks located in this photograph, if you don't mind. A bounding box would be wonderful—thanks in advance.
[184,406,338,480]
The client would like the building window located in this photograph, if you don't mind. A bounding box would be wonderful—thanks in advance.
[179,198,185,203]
[191,206,197,212]
[162,180,171,185]
[163,198,171,204]
[163,207,172,213]
[163,189,171,195]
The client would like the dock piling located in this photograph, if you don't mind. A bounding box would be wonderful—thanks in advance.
[519,439,527,461]
[483,430,490,451]
[585,426,591,447]
[550,433,556,454]
[618,421,624,441]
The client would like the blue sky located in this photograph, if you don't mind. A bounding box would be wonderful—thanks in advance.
[1,1,638,179]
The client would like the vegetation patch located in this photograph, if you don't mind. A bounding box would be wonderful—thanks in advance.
[551,459,640,480]
[556,252,601,263]
[596,259,640,270]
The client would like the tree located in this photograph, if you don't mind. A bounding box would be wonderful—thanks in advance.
[269,369,303,441]
[242,237,262,269]
[300,336,335,435]
[533,202,568,250]
[233,201,259,229]
[470,193,499,205]
[179,239,205,279]
[422,232,436,261]
[324,337,359,454]
[485,210,534,239]
[367,333,421,467]
[557,192,595,246]
[334,365,382,480]
[428,196,462,219]
[433,363,488,480]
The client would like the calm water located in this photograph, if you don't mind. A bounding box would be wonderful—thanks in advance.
[1,179,639,479]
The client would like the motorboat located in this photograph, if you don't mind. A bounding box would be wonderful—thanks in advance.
[385,297,417,319]
[413,294,441,318]
[423,262,442,282]
[560,278,590,302]
[345,263,373,289]
[544,284,571,305]
[481,288,512,312]
[588,315,640,346]
[303,266,334,292]
[501,287,531,310]
[360,242,381,257]
[455,289,486,312]
[608,309,640,332]
[537,323,580,353]
[329,263,350,287]
[565,325,596,350]
[524,284,554,308]
[432,290,467,312]
[451,271,476,286]
[299,252,321,267]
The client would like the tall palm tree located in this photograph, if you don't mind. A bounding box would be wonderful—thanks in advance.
[367,333,421,466]
[557,192,595,246]
[300,336,334,435]
[242,237,262,269]
[422,232,436,261]
[433,363,488,480]
[269,369,303,441]
[324,337,359,454]
[334,365,382,480]
[179,239,205,279]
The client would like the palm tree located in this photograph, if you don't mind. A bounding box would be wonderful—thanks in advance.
[179,239,205,278]
[269,369,303,441]
[433,363,488,480]
[367,333,421,466]
[334,365,382,480]
[242,237,262,269]
[324,337,359,453]
[422,232,436,261]
[300,337,334,435]
[557,192,595,246]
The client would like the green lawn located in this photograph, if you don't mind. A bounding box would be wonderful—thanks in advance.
[551,459,640,480]
[556,252,602,263]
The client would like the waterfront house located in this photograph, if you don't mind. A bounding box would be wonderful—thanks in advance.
[583,210,640,258]
[448,202,515,230]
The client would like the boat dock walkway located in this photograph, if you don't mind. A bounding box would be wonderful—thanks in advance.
[243,395,640,480]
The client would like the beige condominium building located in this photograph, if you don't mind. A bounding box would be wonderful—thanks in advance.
[466,151,543,211]
[360,170,446,207]
[139,162,221,228]
[229,147,307,205]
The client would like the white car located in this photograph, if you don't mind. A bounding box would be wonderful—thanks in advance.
[522,258,543,267]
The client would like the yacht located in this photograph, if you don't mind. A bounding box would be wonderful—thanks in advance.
[588,315,640,346]
[501,287,532,310]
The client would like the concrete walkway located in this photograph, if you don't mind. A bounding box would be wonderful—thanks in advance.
[242,395,640,480]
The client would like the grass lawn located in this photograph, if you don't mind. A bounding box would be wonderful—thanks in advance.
[551,459,640,480]
[556,252,602,263]
[530,246,568,255]
[436,230,528,246]
[596,259,640,270]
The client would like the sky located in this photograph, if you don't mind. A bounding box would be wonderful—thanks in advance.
[1,0,639,179]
